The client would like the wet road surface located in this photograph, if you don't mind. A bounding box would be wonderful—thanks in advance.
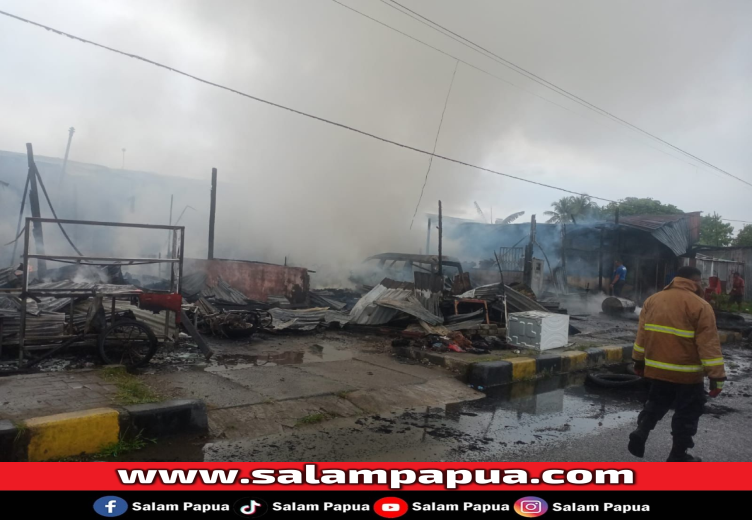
[120,348,752,462]
[203,373,645,462]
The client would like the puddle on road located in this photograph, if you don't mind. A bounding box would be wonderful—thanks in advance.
[203,372,646,462]
[206,344,353,372]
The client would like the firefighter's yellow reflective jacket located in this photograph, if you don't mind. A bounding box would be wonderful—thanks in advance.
[633,277,726,384]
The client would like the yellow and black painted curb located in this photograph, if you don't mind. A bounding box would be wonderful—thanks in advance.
[394,328,740,391]
[0,399,207,462]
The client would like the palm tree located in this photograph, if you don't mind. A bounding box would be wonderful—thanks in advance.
[495,211,525,225]
[545,195,597,224]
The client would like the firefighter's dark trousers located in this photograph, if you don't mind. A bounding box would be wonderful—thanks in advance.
[637,379,706,449]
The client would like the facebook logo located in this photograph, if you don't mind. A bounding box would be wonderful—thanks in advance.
[93,496,128,517]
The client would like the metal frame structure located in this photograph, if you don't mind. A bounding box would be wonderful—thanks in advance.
[15,217,185,362]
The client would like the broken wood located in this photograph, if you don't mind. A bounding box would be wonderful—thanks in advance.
[180,309,214,360]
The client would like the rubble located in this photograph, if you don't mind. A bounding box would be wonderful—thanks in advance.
[267,307,350,331]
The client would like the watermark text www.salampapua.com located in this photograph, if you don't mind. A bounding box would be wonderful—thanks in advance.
[117,465,634,490]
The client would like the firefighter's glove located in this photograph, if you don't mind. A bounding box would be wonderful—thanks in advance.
[709,378,726,398]
[633,360,645,378]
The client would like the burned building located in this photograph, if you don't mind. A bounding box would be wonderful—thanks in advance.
[435,212,702,303]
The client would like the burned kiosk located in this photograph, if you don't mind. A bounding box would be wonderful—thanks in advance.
[4,217,190,368]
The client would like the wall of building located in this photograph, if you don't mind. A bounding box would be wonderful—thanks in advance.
[184,259,310,303]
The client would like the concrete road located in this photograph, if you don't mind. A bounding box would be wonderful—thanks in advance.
[204,349,752,462]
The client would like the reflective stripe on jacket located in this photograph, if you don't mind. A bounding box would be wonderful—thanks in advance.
[633,277,726,384]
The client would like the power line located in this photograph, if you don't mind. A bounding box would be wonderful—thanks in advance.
[410,60,458,230]
[329,0,713,178]
[0,9,616,203]
[381,0,752,189]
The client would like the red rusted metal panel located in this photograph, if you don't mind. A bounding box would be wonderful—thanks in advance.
[184,259,310,304]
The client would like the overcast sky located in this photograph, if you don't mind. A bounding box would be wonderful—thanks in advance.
[1,0,751,268]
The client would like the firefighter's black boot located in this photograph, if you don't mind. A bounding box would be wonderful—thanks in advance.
[666,446,702,462]
[628,426,650,458]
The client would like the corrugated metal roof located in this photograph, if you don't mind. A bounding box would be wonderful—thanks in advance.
[181,271,207,298]
[200,278,248,305]
[365,253,462,265]
[0,266,20,288]
[457,284,547,313]
[375,297,444,326]
[618,214,687,230]
[270,308,351,329]
[309,291,347,311]
[617,214,693,256]
[348,278,416,325]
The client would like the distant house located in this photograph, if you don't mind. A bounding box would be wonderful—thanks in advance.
[430,212,702,303]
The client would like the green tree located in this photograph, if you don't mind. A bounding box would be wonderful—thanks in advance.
[733,224,752,246]
[699,212,734,247]
[544,195,598,224]
[495,211,525,224]
[601,197,683,218]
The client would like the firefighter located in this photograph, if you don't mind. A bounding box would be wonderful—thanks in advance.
[628,266,726,462]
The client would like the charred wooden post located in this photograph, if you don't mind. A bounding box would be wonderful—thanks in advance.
[58,127,75,188]
[208,167,217,260]
[26,144,46,277]
[18,220,30,362]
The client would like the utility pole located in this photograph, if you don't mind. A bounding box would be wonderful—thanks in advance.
[58,127,75,190]
[208,168,217,260]
[523,214,537,287]
[121,148,126,169]
[167,194,174,261]
[438,201,443,278]
[25,143,46,277]
[425,218,432,256]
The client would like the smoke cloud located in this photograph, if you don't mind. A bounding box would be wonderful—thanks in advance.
[1,0,751,286]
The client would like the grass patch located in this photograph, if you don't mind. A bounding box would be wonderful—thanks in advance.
[296,413,330,427]
[13,421,27,443]
[98,432,156,458]
[101,366,160,405]
[335,390,353,399]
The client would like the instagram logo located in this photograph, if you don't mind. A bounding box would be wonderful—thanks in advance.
[515,497,548,517]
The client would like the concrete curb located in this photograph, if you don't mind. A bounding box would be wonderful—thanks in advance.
[395,331,741,391]
[394,344,634,390]
[394,343,632,390]
[0,399,207,462]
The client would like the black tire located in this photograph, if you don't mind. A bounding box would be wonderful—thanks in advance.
[586,372,642,388]
[98,319,159,368]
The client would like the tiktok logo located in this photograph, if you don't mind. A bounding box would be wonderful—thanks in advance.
[241,501,263,515]
[234,498,269,518]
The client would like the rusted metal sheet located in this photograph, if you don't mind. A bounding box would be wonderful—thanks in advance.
[450,272,472,295]
[184,259,310,304]
[414,272,443,316]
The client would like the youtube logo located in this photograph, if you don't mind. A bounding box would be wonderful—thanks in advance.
[374,497,409,518]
